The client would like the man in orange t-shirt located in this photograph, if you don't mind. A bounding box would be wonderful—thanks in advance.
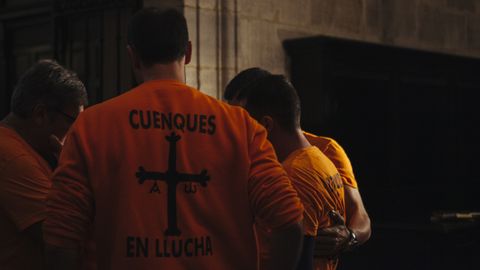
[44,8,304,270]
[224,68,371,258]
[237,74,346,270]
[0,60,87,269]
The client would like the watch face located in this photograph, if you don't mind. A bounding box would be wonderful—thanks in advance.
[349,230,359,247]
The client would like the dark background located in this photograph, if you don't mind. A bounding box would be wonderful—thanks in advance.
[284,36,480,269]
[0,0,140,118]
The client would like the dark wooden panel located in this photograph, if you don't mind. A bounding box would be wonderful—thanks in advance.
[53,0,140,105]
[0,14,53,118]
[284,36,480,270]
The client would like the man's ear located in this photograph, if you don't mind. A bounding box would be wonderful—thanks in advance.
[184,41,192,65]
[31,103,49,126]
[127,45,141,69]
[261,116,274,133]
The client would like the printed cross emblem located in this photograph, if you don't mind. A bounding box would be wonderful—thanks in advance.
[135,132,210,236]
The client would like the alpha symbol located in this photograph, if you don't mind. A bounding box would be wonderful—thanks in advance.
[135,132,210,236]
[150,182,160,193]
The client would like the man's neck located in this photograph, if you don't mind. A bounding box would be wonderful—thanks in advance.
[141,60,185,83]
[273,128,311,163]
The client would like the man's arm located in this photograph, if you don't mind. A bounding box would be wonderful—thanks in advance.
[0,154,51,240]
[295,235,315,270]
[24,221,44,244]
[344,186,371,244]
[311,137,371,257]
[43,116,94,270]
[315,187,371,257]
[45,244,80,270]
[246,114,304,269]
[261,222,304,270]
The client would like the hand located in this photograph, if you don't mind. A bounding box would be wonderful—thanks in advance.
[49,134,64,159]
[314,210,350,258]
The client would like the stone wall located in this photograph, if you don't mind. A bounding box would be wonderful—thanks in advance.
[146,0,480,98]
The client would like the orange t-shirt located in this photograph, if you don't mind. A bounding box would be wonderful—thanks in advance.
[44,80,304,270]
[285,146,345,270]
[0,124,52,269]
[304,132,358,189]
[282,147,345,237]
[257,146,345,270]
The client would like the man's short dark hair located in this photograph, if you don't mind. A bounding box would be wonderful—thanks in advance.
[223,67,271,101]
[245,75,301,133]
[127,8,189,66]
[11,59,88,118]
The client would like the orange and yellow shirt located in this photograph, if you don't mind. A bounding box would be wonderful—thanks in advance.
[44,80,304,270]
[304,132,358,189]
[282,146,345,237]
[0,124,52,269]
[257,146,345,270]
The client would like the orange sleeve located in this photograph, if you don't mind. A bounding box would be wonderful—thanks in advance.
[323,141,358,189]
[44,117,94,248]
[283,166,324,236]
[0,155,50,231]
[246,116,304,230]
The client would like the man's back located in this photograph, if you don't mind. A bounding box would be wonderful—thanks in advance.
[282,146,345,270]
[45,80,303,269]
[303,132,357,189]
[0,125,52,269]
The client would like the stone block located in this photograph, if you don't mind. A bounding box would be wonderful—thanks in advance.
[184,0,216,10]
[278,0,310,26]
[467,16,480,49]
[418,4,446,46]
[237,18,286,73]
[184,6,198,46]
[238,0,278,22]
[310,0,335,26]
[220,0,239,13]
[311,0,363,34]
[219,67,238,98]
[218,11,238,70]
[380,0,417,43]
[185,66,199,89]
[143,0,182,9]
[199,67,220,98]
[444,13,467,50]
[277,28,314,42]
[184,0,238,12]
[364,0,381,36]
[198,7,219,68]
[446,0,475,12]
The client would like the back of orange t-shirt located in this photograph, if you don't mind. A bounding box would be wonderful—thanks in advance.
[44,80,303,270]
[0,125,52,269]
[283,146,345,270]
[256,146,345,270]
[282,147,345,236]
[304,132,358,189]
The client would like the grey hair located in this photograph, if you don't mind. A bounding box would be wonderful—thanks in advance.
[11,59,88,117]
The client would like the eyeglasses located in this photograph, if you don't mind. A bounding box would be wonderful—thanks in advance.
[52,107,77,124]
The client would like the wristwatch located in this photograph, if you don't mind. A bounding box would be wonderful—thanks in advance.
[346,228,359,251]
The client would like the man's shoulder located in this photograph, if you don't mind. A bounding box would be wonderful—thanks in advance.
[286,147,339,181]
[80,81,246,117]
[303,132,348,158]
[283,147,320,175]
[70,82,255,145]
[179,85,254,127]
[303,132,338,150]
[0,126,31,163]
